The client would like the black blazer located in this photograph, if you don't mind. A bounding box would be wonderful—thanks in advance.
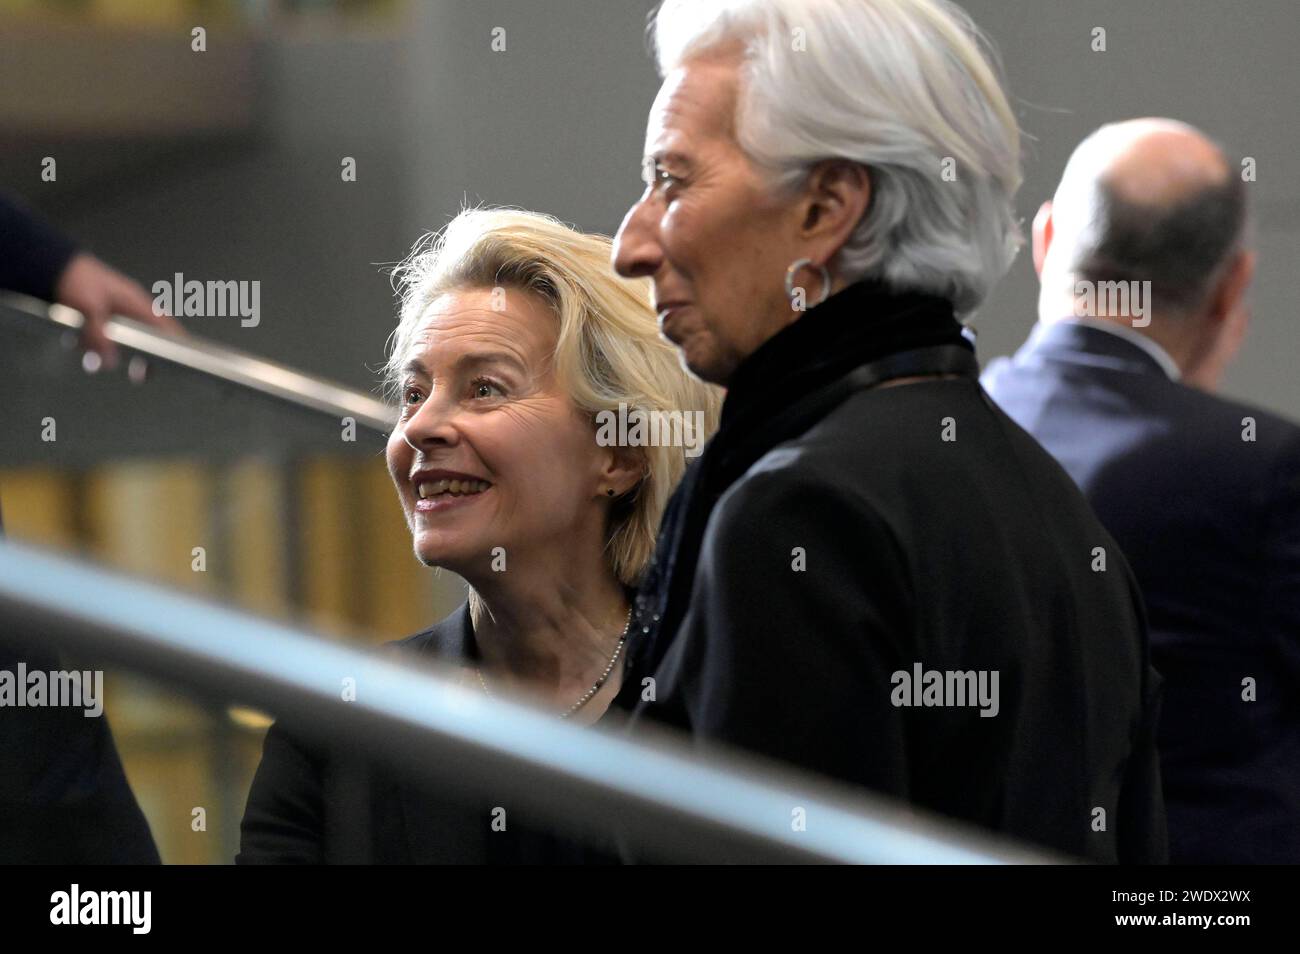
[238,603,622,864]
[620,281,1167,864]
[0,640,160,864]
[1,496,159,865]
[983,320,1300,863]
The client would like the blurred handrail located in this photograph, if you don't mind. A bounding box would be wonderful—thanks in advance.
[0,538,1063,864]
[0,292,393,433]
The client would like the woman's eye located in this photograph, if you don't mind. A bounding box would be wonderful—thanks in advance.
[655,168,683,194]
[641,159,682,193]
[472,378,504,400]
[403,387,423,406]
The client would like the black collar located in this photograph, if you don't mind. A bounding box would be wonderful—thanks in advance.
[719,278,970,434]
[397,602,477,663]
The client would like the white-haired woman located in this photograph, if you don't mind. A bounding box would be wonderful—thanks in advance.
[239,209,720,863]
[612,0,1167,863]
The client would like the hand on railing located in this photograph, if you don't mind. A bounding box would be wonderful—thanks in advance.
[53,253,186,369]
[1,289,392,432]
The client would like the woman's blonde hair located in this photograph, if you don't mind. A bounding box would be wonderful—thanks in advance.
[386,207,721,587]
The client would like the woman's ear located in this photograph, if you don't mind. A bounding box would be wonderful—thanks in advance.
[799,160,872,264]
[599,446,646,499]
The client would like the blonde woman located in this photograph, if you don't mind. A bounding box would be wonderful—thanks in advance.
[239,209,720,864]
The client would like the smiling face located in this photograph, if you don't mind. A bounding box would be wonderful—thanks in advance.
[612,50,806,385]
[386,287,614,578]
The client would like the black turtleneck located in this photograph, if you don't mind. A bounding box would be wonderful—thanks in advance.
[720,278,969,431]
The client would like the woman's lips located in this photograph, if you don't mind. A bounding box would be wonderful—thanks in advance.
[657,303,689,343]
[413,485,491,514]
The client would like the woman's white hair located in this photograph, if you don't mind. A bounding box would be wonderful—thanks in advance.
[652,0,1023,315]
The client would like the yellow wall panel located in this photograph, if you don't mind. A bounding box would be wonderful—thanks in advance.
[0,467,77,548]
[82,460,214,594]
[225,458,289,618]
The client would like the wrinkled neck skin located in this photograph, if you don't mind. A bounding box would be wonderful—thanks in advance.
[465,537,630,722]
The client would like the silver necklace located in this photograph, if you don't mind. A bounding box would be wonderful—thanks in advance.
[476,607,633,719]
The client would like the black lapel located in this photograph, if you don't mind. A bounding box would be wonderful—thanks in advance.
[389,603,490,863]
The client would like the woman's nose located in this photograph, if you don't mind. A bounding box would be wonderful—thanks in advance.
[400,392,460,451]
[612,198,662,279]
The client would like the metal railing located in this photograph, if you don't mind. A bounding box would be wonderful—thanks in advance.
[0,294,1061,863]
[0,292,392,433]
[0,538,1062,864]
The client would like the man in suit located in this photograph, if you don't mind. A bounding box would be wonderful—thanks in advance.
[611,0,1165,862]
[983,118,1299,863]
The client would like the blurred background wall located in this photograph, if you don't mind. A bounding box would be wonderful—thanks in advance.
[1,0,1296,863]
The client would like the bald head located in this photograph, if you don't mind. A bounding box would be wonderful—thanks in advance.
[1043,118,1249,321]
[1059,119,1229,211]
[1034,118,1254,391]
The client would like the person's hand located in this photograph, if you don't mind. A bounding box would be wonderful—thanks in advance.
[53,252,185,368]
